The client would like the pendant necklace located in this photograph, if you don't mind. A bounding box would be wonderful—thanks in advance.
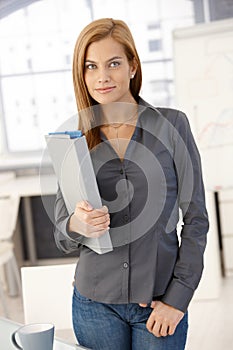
[107,108,138,152]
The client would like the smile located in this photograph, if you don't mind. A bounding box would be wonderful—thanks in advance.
[96,87,116,94]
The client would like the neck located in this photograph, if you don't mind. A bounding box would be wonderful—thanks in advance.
[101,101,138,126]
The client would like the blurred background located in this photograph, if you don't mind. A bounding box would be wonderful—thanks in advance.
[0,1,233,349]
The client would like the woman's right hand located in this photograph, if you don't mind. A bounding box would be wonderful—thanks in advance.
[69,200,110,238]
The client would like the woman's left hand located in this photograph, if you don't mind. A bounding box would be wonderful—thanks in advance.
[139,301,184,337]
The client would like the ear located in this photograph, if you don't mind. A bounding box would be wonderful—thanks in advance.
[130,57,138,78]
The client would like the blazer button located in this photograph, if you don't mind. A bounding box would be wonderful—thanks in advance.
[123,262,129,269]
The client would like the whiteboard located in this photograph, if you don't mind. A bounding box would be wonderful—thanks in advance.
[173,19,233,191]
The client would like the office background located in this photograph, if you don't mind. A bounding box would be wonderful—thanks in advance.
[0,1,233,348]
[0,0,232,273]
[1,0,199,262]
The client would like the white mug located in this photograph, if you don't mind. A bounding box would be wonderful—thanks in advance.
[11,323,55,350]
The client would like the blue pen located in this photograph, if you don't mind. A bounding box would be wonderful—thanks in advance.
[48,130,82,139]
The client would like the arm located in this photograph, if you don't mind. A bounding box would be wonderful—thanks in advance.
[54,186,110,253]
[53,185,83,253]
[161,110,209,311]
[140,110,209,336]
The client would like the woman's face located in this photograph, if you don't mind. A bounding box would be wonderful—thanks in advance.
[84,37,137,104]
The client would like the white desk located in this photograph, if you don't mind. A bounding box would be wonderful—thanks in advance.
[0,317,89,350]
[0,174,57,266]
[0,174,57,197]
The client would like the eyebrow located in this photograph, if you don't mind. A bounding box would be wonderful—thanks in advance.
[85,56,124,63]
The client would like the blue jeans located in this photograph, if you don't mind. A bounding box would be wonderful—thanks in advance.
[72,287,188,350]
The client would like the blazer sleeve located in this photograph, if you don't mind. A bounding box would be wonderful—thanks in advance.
[161,110,209,312]
[53,185,84,254]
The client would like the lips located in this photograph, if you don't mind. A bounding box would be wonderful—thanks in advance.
[95,86,116,94]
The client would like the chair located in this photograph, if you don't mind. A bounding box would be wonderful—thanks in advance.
[21,263,76,330]
[0,194,21,317]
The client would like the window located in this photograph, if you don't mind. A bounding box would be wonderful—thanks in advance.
[0,0,91,153]
[0,0,195,155]
[147,22,160,30]
[148,39,162,52]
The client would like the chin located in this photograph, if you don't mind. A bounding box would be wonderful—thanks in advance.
[94,95,118,105]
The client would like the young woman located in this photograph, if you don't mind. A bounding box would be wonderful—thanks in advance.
[54,18,209,350]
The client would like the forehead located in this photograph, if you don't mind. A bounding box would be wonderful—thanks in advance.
[85,37,127,61]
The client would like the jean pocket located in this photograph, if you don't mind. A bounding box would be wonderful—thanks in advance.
[74,286,93,303]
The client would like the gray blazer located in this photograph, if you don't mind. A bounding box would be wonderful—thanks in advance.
[54,97,209,313]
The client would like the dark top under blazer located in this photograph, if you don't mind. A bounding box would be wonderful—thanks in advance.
[54,97,209,313]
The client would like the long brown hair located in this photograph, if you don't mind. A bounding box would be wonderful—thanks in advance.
[72,18,142,149]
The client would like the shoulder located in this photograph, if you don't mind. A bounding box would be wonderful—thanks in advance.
[138,96,189,127]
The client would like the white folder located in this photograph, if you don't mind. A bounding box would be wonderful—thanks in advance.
[45,132,113,254]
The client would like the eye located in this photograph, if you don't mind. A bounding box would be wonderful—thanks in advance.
[85,63,97,70]
[109,61,120,68]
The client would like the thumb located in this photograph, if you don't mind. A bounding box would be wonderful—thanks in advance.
[139,303,148,308]
[139,301,157,308]
[150,301,157,308]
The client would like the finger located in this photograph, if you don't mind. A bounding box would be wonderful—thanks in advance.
[85,220,110,232]
[146,312,156,332]
[78,200,93,211]
[92,220,110,230]
[88,227,110,238]
[90,214,110,226]
[139,303,148,307]
[85,208,109,221]
[168,323,177,336]
[150,301,156,308]
[78,208,108,224]
[95,205,109,214]
[92,214,110,225]
[151,320,162,338]
[160,323,169,337]
[95,217,110,227]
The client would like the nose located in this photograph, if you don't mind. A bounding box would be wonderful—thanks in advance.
[98,68,110,83]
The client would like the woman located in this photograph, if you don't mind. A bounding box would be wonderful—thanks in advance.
[54,18,209,350]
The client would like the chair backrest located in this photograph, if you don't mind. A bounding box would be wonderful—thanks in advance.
[21,263,76,330]
[0,195,20,240]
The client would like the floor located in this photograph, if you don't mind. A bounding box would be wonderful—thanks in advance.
[1,273,233,349]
